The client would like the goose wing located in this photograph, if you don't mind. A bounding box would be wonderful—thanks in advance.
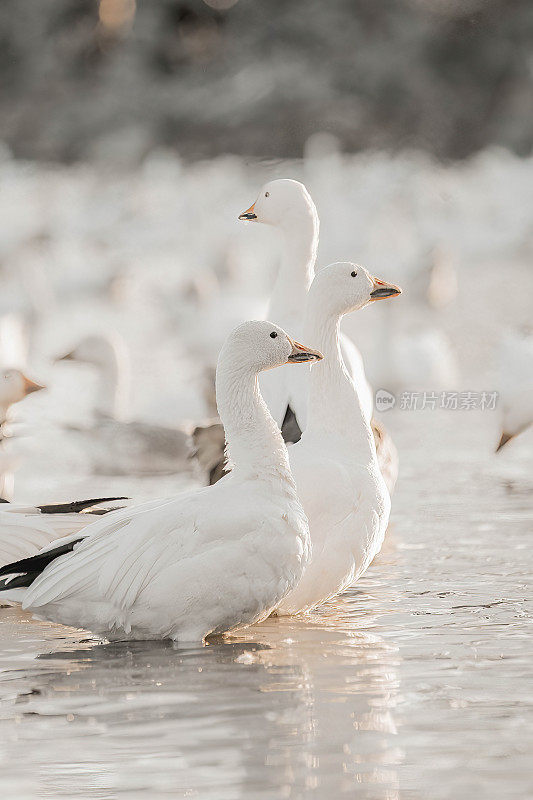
[21,489,215,612]
[0,513,59,567]
[0,498,130,566]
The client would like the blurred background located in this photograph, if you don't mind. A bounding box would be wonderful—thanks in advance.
[0,0,532,500]
[2,0,533,161]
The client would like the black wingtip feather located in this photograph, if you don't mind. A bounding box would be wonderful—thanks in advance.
[36,497,129,514]
[0,571,41,591]
[0,536,86,584]
[281,405,302,445]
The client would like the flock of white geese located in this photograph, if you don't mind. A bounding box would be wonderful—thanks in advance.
[0,179,530,643]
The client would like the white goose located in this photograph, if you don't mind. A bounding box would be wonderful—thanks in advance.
[57,334,193,475]
[0,321,319,642]
[496,328,533,451]
[239,179,373,428]
[0,367,44,426]
[195,180,398,492]
[0,367,45,500]
[278,262,401,614]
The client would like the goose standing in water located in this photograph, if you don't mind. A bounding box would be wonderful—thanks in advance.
[56,334,193,476]
[496,328,533,451]
[0,322,320,642]
[278,263,401,614]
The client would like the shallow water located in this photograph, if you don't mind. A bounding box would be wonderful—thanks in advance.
[0,410,531,799]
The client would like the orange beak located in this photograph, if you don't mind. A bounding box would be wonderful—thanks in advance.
[238,202,257,221]
[369,276,402,301]
[22,375,45,396]
[286,339,323,364]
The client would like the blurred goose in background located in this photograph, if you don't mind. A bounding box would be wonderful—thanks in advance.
[374,315,459,393]
[0,321,319,642]
[366,243,459,394]
[56,333,194,476]
[496,328,533,451]
[0,367,44,425]
[372,246,459,393]
[0,367,45,500]
[0,312,29,371]
[278,263,400,614]
[425,246,459,311]
[0,355,128,553]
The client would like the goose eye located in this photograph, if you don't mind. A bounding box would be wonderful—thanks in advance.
[265,192,270,197]
[270,331,277,338]
[351,270,357,277]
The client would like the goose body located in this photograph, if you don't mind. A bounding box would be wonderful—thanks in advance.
[73,413,193,476]
[0,322,318,642]
[278,263,400,614]
[57,334,193,475]
[375,319,459,393]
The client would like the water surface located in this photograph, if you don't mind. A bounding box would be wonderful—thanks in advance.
[0,410,531,799]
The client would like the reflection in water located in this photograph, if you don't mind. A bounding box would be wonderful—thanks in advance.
[0,412,531,799]
[0,602,400,799]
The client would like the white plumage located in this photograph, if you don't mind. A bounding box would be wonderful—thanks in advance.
[193,179,398,493]
[0,499,127,567]
[278,263,400,614]
[0,321,318,642]
[239,179,373,426]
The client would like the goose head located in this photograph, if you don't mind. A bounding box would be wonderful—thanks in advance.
[239,179,316,228]
[310,262,402,317]
[222,320,323,375]
[56,334,125,372]
[56,333,128,419]
[0,368,45,409]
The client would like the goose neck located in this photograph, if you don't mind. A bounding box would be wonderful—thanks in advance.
[267,212,319,330]
[303,306,373,454]
[215,359,294,484]
[95,353,128,421]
